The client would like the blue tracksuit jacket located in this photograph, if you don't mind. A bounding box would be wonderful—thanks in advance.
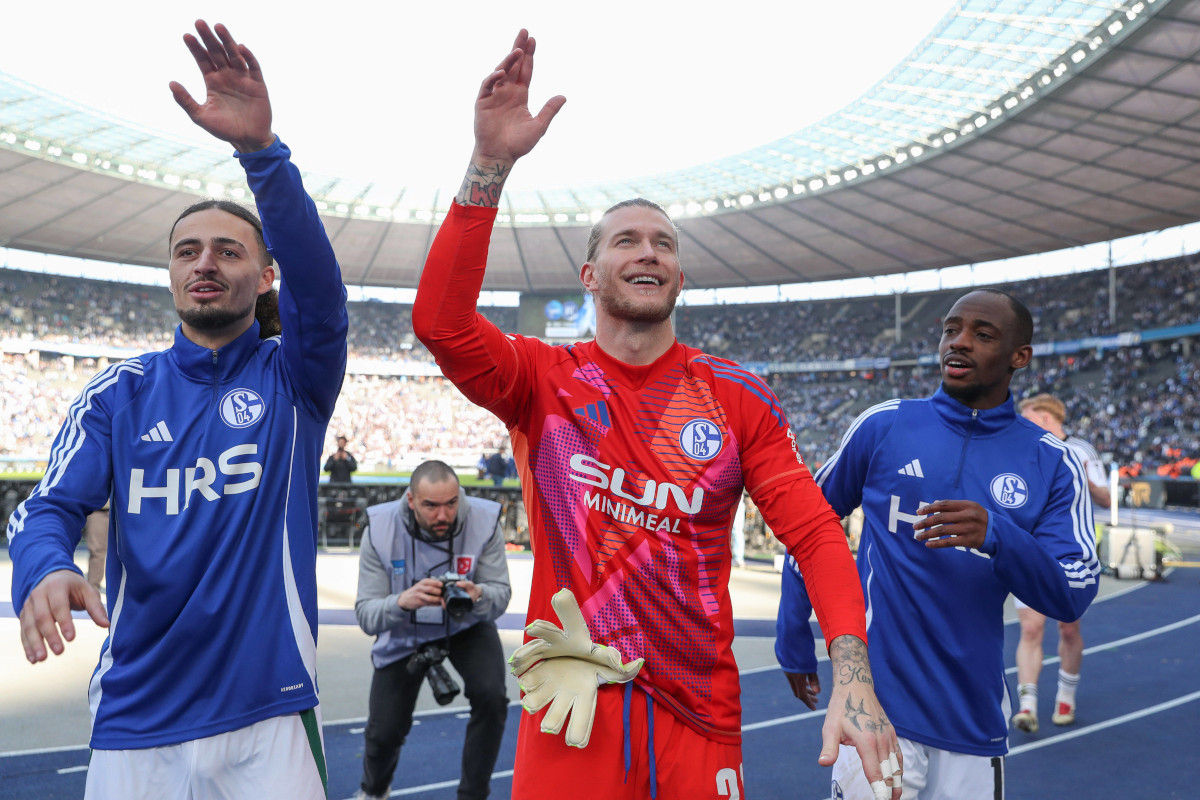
[8,138,348,749]
[778,386,1100,756]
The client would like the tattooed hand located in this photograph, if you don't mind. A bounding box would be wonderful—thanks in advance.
[820,635,902,800]
[458,29,566,207]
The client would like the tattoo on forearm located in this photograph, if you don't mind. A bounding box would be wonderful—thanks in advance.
[457,162,511,207]
[830,635,874,687]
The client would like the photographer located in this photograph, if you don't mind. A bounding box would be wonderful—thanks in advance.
[324,434,358,484]
[354,460,511,800]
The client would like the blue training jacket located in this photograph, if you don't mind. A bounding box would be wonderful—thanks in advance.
[779,386,1100,757]
[7,138,348,749]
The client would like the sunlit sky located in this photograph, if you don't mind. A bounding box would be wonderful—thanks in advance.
[1,0,957,193]
[4,0,1199,303]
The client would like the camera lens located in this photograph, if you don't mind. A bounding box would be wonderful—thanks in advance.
[426,663,461,705]
[443,583,474,619]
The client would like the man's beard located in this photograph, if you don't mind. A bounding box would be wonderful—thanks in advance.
[177,301,254,332]
[594,278,679,325]
[941,379,986,405]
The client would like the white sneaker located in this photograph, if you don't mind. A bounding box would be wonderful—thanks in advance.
[354,790,388,800]
[1011,709,1039,733]
[1052,700,1076,726]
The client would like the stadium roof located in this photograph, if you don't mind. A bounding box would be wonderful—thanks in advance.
[3,0,1200,291]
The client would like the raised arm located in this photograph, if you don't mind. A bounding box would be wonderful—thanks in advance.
[413,31,564,425]
[171,20,347,416]
[457,29,566,207]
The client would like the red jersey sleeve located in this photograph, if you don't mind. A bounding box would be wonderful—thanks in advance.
[702,355,867,649]
[412,201,531,426]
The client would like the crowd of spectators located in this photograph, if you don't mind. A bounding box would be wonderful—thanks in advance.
[1,256,1197,476]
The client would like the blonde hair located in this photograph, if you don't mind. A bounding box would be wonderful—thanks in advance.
[1018,393,1065,423]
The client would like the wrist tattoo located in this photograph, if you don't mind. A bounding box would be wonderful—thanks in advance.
[830,635,874,687]
[457,162,511,207]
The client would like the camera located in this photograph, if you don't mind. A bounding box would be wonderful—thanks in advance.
[435,571,474,620]
[407,642,461,705]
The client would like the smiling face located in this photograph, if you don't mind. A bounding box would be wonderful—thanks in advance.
[580,204,684,326]
[168,208,275,349]
[939,290,1032,409]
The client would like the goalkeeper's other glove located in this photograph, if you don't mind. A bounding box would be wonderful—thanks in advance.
[509,588,643,747]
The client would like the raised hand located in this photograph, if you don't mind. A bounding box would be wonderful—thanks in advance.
[169,20,275,154]
[459,30,566,207]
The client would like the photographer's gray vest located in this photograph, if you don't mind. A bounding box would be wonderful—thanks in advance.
[366,494,501,668]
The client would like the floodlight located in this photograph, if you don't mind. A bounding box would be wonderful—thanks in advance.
[73,152,87,164]
[23,139,40,151]
[703,200,718,212]
[118,164,133,175]
[668,204,684,216]
[773,187,787,199]
[355,204,370,215]
[335,204,349,213]
[164,174,180,185]
[739,194,754,206]
[685,202,701,215]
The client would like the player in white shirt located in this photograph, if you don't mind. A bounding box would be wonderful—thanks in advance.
[1012,393,1110,732]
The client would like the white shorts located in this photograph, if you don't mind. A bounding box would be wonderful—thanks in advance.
[85,708,327,800]
[831,738,1003,800]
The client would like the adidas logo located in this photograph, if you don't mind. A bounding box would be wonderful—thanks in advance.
[897,459,924,477]
[573,401,611,428]
[141,421,174,442]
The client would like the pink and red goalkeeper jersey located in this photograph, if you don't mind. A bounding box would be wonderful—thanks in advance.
[415,202,866,743]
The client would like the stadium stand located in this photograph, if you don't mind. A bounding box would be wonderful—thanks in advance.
[2,257,1197,482]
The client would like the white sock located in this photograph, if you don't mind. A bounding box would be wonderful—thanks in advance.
[1057,670,1080,706]
[1018,683,1038,713]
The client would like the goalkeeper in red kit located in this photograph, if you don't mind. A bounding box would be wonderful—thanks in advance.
[413,30,901,800]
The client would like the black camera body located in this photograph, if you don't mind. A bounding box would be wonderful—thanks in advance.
[407,642,460,705]
[435,571,474,620]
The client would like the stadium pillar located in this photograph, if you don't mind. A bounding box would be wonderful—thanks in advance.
[894,292,902,344]
[1108,240,1117,327]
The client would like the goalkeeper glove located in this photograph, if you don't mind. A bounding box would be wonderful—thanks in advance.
[509,588,643,747]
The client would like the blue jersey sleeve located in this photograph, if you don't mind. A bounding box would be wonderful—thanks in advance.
[775,555,818,673]
[8,362,131,613]
[813,400,897,517]
[988,436,1101,621]
[237,138,348,420]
